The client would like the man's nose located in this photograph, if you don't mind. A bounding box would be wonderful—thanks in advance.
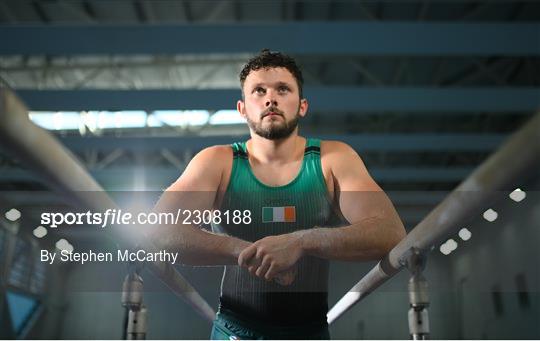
[264,89,278,107]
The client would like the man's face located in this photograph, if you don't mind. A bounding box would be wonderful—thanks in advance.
[237,67,308,140]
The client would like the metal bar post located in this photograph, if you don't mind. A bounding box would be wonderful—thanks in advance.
[121,261,147,340]
[405,248,430,340]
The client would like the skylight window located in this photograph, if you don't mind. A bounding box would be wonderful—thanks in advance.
[29,109,241,130]
[209,110,244,125]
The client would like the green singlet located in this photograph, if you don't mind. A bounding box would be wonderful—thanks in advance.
[211,138,345,339]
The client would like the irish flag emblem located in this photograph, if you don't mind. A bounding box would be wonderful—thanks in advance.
[262,206,296,223]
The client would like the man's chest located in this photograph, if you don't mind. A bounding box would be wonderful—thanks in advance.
[250,160,336,201]
[249,161,302,187]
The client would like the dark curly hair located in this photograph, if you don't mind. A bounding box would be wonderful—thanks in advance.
[239,49,304,99]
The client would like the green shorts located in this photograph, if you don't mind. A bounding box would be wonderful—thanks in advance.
[210,309,330,340]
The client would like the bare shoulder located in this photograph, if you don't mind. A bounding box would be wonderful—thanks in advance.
[166,145,232,192]
[319,140,362,193]
[184,145,232,176]
[320,140,379,191]
[195,145,233,163]
[320,140,362,163]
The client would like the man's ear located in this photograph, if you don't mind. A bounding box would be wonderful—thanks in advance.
[298,98,308,118]
[237,99,246,118]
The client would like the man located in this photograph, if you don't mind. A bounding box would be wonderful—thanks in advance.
[152,49,406,339]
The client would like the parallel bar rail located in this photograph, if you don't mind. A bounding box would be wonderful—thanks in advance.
[0,86,215,323]
[328,112,540,324]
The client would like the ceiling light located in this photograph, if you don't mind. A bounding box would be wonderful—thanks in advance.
[4,208,21,222]
[509,188,526,202]
[483,209,498,222]
[458,228,471,241]
[33,226,47,238]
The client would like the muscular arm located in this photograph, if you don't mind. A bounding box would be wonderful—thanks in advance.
[150,146,249,266]
[239,141,406,280]
[297,141,406,261]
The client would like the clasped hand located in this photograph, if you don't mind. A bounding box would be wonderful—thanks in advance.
[237,232,304,286]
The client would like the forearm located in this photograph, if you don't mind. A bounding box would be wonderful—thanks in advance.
[149,224,250,266]
[296,216,406,261]
[151,187,250,266]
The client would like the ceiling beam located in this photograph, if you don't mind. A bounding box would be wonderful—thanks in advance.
[53,134,507,152]
[16,87,540,112]
[1,23,538,56]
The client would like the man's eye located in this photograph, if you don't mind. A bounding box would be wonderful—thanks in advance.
[255,87,265,94]
[278,86,290,92]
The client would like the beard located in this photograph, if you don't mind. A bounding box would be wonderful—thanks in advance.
[245,106,300,140]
